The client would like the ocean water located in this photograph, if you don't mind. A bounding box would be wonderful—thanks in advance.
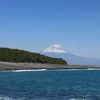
[0,69,100,100]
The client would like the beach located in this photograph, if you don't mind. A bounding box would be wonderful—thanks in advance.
[0,62,100,100]
[0,61,100,71]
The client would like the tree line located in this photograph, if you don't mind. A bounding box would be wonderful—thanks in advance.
[0,48,67,65]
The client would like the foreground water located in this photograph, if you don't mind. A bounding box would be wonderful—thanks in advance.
[0,69,100,100]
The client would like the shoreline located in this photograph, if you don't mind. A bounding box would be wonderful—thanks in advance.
[0,61,100,71]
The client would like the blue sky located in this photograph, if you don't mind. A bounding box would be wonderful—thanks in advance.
[0,0,100,59]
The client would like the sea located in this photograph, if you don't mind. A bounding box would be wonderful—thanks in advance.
[0,69,100,100]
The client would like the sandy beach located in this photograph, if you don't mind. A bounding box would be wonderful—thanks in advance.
[0,61,100,71]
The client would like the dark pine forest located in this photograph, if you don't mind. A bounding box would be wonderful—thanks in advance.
[0,48,67,65]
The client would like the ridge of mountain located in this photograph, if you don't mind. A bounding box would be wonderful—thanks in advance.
[41,45,100,65]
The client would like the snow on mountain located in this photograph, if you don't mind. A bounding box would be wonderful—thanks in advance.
[43,44,68,53]
[41,44,100,65]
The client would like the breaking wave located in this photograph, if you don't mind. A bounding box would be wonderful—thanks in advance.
[11,69,47,72]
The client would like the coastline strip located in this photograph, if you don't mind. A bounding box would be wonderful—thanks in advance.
[0,62,100,72]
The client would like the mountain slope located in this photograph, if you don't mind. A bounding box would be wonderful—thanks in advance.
[41,45,100,65]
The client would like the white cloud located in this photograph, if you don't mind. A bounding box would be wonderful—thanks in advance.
[52,44,61,48]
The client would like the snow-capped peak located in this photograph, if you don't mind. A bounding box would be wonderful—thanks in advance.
[43,44,68,53]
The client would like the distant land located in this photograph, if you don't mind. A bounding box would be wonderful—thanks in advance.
[0,47,67,65]
[41,44,100,65]
[0,47,100,71]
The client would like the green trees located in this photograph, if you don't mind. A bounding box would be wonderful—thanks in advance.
[0,48,67,65]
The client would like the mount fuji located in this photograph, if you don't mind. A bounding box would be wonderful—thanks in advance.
[41,44,100,65]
